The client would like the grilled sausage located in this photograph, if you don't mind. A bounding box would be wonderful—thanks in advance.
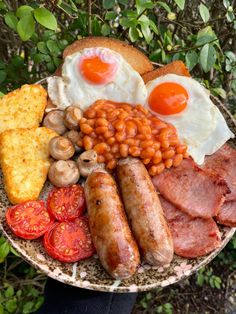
[84,169,140,279]
[117,158,174,266]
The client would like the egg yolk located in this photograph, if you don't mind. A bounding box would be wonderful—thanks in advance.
[79,56,117,85]
[148,82,188,115]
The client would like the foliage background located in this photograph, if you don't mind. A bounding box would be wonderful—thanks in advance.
[0,0,236,313]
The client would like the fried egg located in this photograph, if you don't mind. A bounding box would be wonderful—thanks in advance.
[145,74,234,164]
[47,47,147,111]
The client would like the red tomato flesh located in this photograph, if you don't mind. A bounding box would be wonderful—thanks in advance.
[6,200,54,240]
[47,185,86,221]
[43,217,95,263]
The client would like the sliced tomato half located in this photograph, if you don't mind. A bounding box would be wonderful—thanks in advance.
[47,185,86,221]
[6,200,54,240]
[43,217,95,263]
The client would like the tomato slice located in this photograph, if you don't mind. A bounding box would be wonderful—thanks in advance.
[6,200,54,240]
[47,185,86,221]
[43,217,95,263]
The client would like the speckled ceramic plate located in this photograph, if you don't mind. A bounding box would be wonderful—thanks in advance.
[0,80,235,292]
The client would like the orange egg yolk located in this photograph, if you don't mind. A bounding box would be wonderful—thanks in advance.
[79,55,117,85]
[148,82,189,115]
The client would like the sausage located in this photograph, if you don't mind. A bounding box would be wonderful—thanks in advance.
[84,169,140,279]
[117,158,174,266]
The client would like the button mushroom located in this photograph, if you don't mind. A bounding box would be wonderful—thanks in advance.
[48,160,80,187]
[64,106,83,130]
[63,130,83,153]
[49,136,75,160]
[43,110,67,135]
[77,150,105,177]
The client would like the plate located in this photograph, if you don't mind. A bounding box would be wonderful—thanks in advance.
[0,79,235,292]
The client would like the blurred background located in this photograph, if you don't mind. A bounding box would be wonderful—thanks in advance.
[0,0,235,313]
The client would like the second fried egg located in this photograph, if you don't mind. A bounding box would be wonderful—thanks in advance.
[145,74,234,164]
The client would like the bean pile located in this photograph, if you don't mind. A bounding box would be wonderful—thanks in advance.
[78,100,188,176]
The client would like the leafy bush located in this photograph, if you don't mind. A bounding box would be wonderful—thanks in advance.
[0,0,236,313]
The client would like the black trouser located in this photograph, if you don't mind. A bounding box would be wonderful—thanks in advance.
[36,278,138,314]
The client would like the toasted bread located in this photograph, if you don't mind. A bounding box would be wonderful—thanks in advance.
[62,37,154,75]
[142,61,191,83]
[0,127,57,204]
[0,84,47,134]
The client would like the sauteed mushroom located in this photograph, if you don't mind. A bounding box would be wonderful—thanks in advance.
[77,150,99,177]
[64,106,83,130]
[48,160,80,187]
[63,130,83,153]
[43,110,67,135]
[49,136,75,160]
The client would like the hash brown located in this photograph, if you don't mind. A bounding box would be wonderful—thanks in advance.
[0,127,57,204]
[0,84,47,134]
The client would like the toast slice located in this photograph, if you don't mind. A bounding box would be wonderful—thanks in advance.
[0,84,47,134]
[142,60,191,83]
[62,36,154,75]
[0,127,57,204]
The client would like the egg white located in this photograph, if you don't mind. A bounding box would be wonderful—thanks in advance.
[47,47,147,111]
[145,74,234,164]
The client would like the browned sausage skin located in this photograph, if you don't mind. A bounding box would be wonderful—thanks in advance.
[117,158,174,266]
[84,169,140,279]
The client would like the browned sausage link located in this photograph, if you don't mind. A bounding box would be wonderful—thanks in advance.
[117,158,174,266]
[84,169,140,279]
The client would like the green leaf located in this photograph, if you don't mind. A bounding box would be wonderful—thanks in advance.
[197,273,204,286]
[0,70,6,84]
[4,12,18,31]
[5,286,14,298]
[196,26,217,46]
[47,61,56,73]
[23,301,34,314]
[185,50,198,71]
[212,87,226,99]
[10,246,20,256]
[91,18,101,36]
[16,5,33,18]
[5,299,17,313]
[157,1,171,13]
[47,40,61,56]
[57,0,78,18]
[200,44,216,72]
[101,23,111,36]
[34,8,57,30]
[0,241,10,259]
[138,15,152,44]
[199,4,210,23]
[17,14,35,41]
[149,20,158,35]
[174,0,185,10]
[105,12,117,20]
[103,0,115,9]
[120,17,137,28]
[37,41,49,54]
[226,11,235,22]
[0,304,3,314]
[129,27,139,42]
[223,0,230,8]
[118,0,129,4]
[0,92,4,98]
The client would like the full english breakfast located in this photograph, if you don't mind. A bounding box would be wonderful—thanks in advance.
[0,37,235,281]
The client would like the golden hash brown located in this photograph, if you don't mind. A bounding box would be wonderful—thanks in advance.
[0,84,47,134]
[62,36,154,75]
[0,127,58,204]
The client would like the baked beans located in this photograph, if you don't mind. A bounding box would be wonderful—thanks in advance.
[79,100,187,175]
